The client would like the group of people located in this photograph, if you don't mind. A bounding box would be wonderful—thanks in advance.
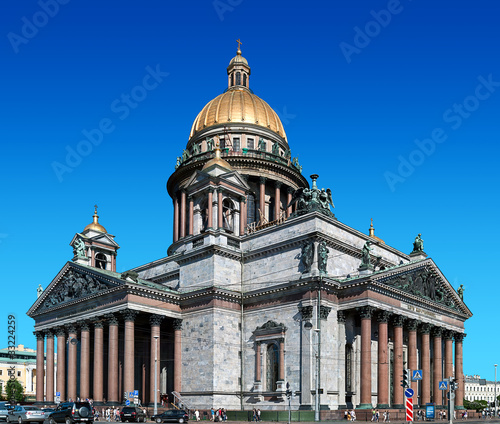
[251,408,262,421]
[344,410,356,421]
[209,408,227,422]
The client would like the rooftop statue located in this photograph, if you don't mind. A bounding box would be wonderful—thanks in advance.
[192,142,200,155]
[360,240,373,269]
[175,157,181,169]
[37,284,43,298]
[300,241,314,273]
[258,138,266,151]
[73,237,86,258]
[412,233,424,253]
[272,141,279,155]
[288,174,336,219]
[457,284,464,301]
[207,138,214,151]
[318,241,329,274]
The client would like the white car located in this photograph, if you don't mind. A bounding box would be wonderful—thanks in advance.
[7,406,45,424]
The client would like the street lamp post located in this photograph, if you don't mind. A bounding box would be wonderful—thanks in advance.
[495,364,498,418]
[154,335,159,416]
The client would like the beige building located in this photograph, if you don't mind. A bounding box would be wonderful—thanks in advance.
[0,345,37,398]
[465,375,499,404]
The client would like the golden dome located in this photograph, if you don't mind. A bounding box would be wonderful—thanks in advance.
[229,50,248,66]
[84,206,107,233]
[202,145,233,171]
[189,88,287,141]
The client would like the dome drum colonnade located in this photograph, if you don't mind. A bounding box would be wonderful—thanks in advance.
[338,306,465,409]
[34,312,183,405]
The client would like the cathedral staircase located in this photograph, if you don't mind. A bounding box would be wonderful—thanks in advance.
[171,391,193,413]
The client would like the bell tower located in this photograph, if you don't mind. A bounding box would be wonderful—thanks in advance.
[69,205,120,271]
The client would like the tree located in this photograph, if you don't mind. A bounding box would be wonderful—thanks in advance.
[6,379,24,403]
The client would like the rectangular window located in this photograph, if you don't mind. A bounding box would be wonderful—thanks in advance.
[233,137,240,151]
[17,371,21,377]
[0,370,2,375]
[247,138,254,149]
[220,138,225,150]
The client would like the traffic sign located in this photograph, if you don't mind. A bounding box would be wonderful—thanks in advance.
[412,370,423,381]
[405,388,415,398]
[133,390,139,396]
[56,392,61,396]
[439,381,448,390]
[125,400,130,406]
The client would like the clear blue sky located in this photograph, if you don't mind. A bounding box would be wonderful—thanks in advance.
[1,0,499,381]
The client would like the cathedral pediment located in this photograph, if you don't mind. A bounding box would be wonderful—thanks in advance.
[372,259,471,316]
[28,262,121,315]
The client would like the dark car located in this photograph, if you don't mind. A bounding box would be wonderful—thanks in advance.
[151,410,188,423]
[119,407,146,423]
[48,402,93,424]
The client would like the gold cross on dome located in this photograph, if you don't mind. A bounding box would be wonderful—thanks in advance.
[94,204,98,213]
[236,39,242,50]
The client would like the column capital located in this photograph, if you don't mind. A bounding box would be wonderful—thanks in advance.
[454,332,466,343]
[275,181,282,188]
[45,329,55,338]
[121,309,139,322]
[432,326,443,338]
[357,305,375,319]
[392,315,406,327]
[187,194,193,201]
[80,322,90,332]
[173,318,183,331]
[208,187,215,194]
[34,331,45,340]
[298,305,313,320]
[287,186,295,194]
[377,310,391,323]
[55,327,66,337]
[337,310,347,323]
[240,195,247,204]
[105,313,119,326]
[443,329,454,340]
[407,319,420,331]
[259,176,267,185]
[150,314,164,327]
[420,322,432,334]
[66,324,77,334]
[319,305,331,320]
[93,319,104,329]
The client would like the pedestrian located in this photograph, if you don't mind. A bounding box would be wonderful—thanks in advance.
[195,410,200,421]
[252,409,257,422]
[257,409,261,421]
[351,410,356,422]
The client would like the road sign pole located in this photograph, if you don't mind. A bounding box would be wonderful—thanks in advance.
[406,396,414,422]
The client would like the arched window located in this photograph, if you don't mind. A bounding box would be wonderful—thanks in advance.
[243,74,247,87]
[222,198,235,233]
[266,343,279,391]
[95,252,107,269]
[247,193,256,224]
[236,72,241,85]
[231,74,234,87]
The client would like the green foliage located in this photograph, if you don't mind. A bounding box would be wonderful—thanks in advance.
[6,379,24,403]
[463,398,488,411]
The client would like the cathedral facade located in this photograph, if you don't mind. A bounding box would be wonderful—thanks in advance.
[28,46,471,412]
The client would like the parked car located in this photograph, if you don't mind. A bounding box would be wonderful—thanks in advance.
[48,402,93,424]
[151,410,189,423]
[0,403,10,422]
[41,409,55,420]
[119,407,146,423]
[7,405,45,424]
